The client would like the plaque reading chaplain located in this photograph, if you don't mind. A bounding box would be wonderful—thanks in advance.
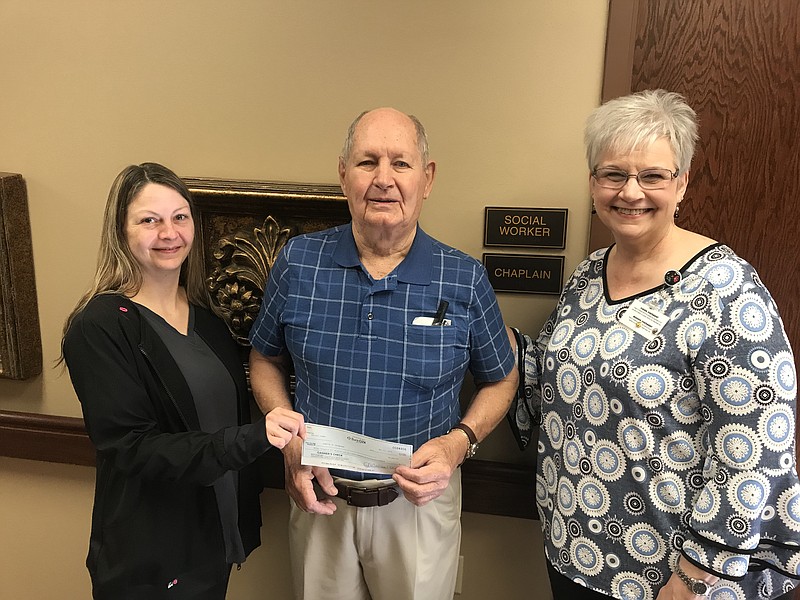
[484,207,568,249]
[483,253,564,295]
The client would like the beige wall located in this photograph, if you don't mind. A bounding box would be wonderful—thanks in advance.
[0,1,607,597]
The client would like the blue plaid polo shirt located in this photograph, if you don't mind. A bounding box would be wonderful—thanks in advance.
[249,224,514,478]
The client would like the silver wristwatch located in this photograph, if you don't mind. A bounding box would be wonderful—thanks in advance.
[674,561,711,596]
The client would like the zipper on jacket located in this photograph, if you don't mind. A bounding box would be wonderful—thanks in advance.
[139,344,192,430]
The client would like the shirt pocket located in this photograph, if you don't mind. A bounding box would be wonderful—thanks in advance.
[402,324,463,391]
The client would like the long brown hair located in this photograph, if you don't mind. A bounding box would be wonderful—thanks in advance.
[58,163,207,364]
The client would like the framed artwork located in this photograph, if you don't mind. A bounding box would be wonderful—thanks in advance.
[184,176,351,345]
[0,173,42,380]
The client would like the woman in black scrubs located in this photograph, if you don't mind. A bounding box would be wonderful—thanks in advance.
[62,162,305,599]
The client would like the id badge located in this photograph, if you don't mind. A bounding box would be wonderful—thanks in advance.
[619,298,670,341]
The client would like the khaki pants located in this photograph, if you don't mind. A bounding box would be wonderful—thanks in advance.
[289,470,462,600]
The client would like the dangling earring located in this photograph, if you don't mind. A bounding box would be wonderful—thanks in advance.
[674,203,680,219]
[592,202,597,215]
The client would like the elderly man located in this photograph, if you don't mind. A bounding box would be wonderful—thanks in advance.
[249,107,517,600]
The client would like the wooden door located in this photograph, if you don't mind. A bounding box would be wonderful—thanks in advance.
[598,0,800,352]
[598,0,800,596]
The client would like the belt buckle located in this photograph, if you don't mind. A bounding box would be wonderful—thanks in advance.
[339,483,399,508]
[345,485,372,506]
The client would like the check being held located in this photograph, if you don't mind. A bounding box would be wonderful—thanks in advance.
[301,423,413,475]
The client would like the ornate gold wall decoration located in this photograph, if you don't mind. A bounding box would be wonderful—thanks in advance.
[207,216,292,344]
[185,177,350,346]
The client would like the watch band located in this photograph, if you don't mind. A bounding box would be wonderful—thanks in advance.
[674,561,711,596]
[451,423,477,445]
[449,423,479,464]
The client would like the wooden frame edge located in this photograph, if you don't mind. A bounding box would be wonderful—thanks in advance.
[602,0,638,103]
[0,173,43,380]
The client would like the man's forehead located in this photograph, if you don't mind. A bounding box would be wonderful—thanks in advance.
[357,109,415,136]
[351,114,419,154]
[359,107,410,126]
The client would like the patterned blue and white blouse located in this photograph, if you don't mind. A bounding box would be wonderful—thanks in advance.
[525,244,799,600]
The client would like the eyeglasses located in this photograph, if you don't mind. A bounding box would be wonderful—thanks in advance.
[592,167,679,190]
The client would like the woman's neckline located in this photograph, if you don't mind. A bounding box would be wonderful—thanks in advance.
[601,242,723,305]
[133,300,193,337]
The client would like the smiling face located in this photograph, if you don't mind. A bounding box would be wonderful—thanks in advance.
[339,108,435,244]
[591,137,688,247]
[124,183,194,282]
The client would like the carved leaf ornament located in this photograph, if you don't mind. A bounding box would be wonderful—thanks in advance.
[207,215,292,344]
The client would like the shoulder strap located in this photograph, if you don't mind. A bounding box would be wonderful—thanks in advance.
[506,327,531,450]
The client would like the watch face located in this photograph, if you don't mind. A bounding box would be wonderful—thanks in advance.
[691,581,709,594]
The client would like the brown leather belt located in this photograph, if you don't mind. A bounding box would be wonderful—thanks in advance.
[334,481,400,508]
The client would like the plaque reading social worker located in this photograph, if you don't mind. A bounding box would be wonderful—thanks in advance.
[484,207,568,249]
[483,253,564,295]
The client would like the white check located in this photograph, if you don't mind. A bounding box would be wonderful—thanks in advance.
[301,423,413,475]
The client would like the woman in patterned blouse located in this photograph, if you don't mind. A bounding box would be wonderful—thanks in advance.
[513,90,799,600]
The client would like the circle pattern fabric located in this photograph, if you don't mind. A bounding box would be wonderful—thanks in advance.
[536,245,800,599]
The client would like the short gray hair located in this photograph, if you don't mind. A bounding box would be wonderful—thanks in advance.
[340,109,430,165]
[584,89,699,174]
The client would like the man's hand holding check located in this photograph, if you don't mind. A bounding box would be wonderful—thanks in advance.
[296,424,464,509]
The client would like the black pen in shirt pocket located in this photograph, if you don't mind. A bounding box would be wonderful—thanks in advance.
[411,300,452,326]
[432,300,449,326]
